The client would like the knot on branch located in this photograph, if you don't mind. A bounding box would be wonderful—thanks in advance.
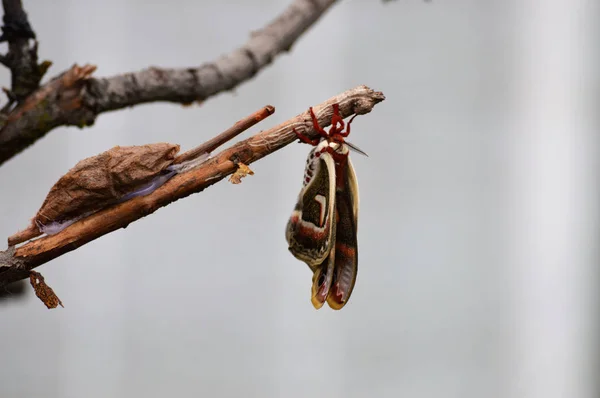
[350,86,386,115]
[6,63,98,125]
[58,64,98,115]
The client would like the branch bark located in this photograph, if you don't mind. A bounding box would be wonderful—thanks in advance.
[0,0,50,106]
[7,104,276,246]
[0,0,338,166]
[0,85,385,288]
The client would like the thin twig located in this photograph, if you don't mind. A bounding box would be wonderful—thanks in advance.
[0,85,385,288]
[0,0,338,166]
[0,0,50,106]
[174,105,275,164]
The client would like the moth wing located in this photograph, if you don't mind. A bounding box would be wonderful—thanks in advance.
[310,245,336,309]
[327,158,359,310]
[347,157,359,227]
[286,149,336,269]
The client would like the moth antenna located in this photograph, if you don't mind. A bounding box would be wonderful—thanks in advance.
[345,141,369,157]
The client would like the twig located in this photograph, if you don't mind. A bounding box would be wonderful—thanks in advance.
[7,105,276,246]
[174,105,275,164]
[0,85,385,288]
[0,0,338,166]
[0,0,34,42]
[0,0,50,107]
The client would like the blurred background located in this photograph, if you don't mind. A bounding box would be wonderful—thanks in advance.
[0,1,598,397]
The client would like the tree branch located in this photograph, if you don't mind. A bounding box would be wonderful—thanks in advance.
[0,0,50,106]
[0,0,338,166]
[0,85,385,288]
[7,104,276,246]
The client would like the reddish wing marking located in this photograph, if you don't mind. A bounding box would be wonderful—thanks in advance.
[311,246,336,309]
[326,169,359,310]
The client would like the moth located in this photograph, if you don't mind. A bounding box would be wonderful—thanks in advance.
[286,104,366,310]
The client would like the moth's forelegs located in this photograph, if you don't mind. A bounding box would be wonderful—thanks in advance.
[292,126,320,145]
[309,106,331,139]
[328,103,346,135]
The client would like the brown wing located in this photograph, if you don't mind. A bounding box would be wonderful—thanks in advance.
[310,245,336,309]
[327,158,359,310]
[285,149,336,270]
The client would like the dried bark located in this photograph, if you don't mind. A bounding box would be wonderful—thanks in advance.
[0,85,385,288]
[34,144,179,224]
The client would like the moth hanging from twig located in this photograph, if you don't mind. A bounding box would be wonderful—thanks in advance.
[286,104,366,310]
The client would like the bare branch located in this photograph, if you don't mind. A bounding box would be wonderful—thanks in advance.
[0,85,385,288]
[0,0,51,105]
[0,0,338,166]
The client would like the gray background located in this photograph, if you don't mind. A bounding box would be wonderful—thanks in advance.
[1,1,598,397]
